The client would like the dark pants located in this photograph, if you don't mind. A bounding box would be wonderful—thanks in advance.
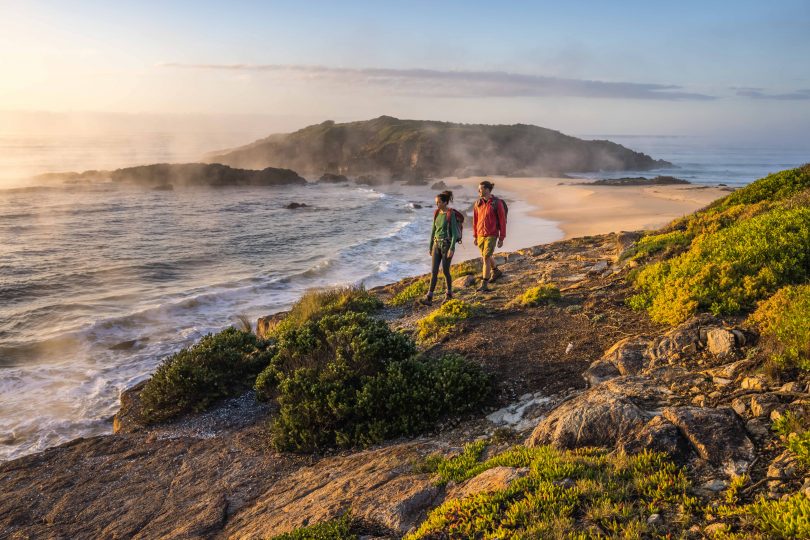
[429,239,453,297]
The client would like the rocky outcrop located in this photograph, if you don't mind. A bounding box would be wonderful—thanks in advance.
[110,163,307,188]
[208,116,671,178]
[525,376,670,449]
[662,407,755,475]
[318,173,349,183]
[446,466,529,501]
[580,176,689,186]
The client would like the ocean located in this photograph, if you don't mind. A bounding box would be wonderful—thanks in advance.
[0,131,807,461]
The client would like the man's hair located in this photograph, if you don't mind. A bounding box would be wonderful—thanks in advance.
[479,180,495,191]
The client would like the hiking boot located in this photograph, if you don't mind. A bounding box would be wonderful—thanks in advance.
[442,294,453,304]
[416,295,433,306]
[476,280,490,292]
[490,267,504,282]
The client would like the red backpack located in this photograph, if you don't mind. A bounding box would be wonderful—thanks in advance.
[433,208,465,244]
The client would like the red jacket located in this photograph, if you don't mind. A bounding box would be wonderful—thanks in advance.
[473,196,507,240]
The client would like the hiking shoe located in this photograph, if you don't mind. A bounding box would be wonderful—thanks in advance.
[416,295,433,306]
[491,267,504,282]
[476,280,490,292]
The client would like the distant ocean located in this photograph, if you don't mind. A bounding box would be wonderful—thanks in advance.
[575,135,809,186]
[0,131,807,461]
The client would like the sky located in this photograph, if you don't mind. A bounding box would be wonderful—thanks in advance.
[1,0,809,141]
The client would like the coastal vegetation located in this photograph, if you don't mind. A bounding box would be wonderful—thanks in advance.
[139,327,273,423]
[628,165,810,324]
[388,260,481,307]
[517,283,561,306]
[416,299,482,344]
[749,284,810,371]
[253,290,491,452]
[264,285,383,337]
[410,443,697,539]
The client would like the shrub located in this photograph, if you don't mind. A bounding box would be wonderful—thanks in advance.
[255,311,415,401]
[389,279,428,306]
[622,230,691,261]
[140,328,273,423]
[388,260,480,307]
[712,164,810,210]
[629,206,810,324]
[268,285,382,336]
[416,299,481,344]
[518,283,561,306]
[749,284,810,370]
[258,311,492,452]
[408,445,696,539]
[773,411,810,469]
[270,514,355,540]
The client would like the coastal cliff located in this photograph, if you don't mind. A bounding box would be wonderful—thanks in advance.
[1,165,808,539]
[208,116,672,179]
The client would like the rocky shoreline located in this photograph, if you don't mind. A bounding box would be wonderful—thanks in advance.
[2,222,807,538]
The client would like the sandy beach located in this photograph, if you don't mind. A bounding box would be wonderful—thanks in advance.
[452,176,730,244]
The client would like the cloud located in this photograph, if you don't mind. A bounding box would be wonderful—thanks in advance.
[159,62,716,101]
[735,87,810,100]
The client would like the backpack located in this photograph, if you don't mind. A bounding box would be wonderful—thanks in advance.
[433,208,465,244]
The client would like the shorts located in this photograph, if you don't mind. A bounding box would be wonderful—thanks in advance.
[477,236,497,258]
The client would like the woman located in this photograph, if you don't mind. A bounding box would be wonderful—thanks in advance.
[419,190,460,305]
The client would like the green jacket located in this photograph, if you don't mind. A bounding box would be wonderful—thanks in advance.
[430,209,460,253]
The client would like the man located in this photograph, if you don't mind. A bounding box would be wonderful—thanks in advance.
[472,179,506,292]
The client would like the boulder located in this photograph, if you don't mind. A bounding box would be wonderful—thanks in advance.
[446,466,529,500]
[583,359,620,387]
[602,337,650,376]
[257,312,286,338]
[619,416,692,463]
[430,180,448,190]
[741,376,766,391]
[284,202,309,209]
[662,407,754,475]
[112,380,149,434]
[452,275,477,288]
[615,231,642,260]
[706,328,737,357]
[526,378,669,450]
[750,394,781,418]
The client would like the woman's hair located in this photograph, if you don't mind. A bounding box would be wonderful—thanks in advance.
[436,190,454,203]
[479,180,495,191]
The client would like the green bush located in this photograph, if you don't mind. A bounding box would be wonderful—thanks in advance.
[749,284,810,370]
[255,311,415,401]
[140,328,273,423]
[389,279,428,306]
[408,445,697,539]
[518,283,561,306]
[773,411,810,469]
[257,312,492,452]
[388,261,481,307]
[267,285,382,337]
[270,514,356,540]
[712,164,810,210]
[416,299,481,343]
[622,230,691,261]
[629,206,810,324]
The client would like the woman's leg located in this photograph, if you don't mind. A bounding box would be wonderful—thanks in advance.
[441,251,453,297]
[427,245,442,296]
